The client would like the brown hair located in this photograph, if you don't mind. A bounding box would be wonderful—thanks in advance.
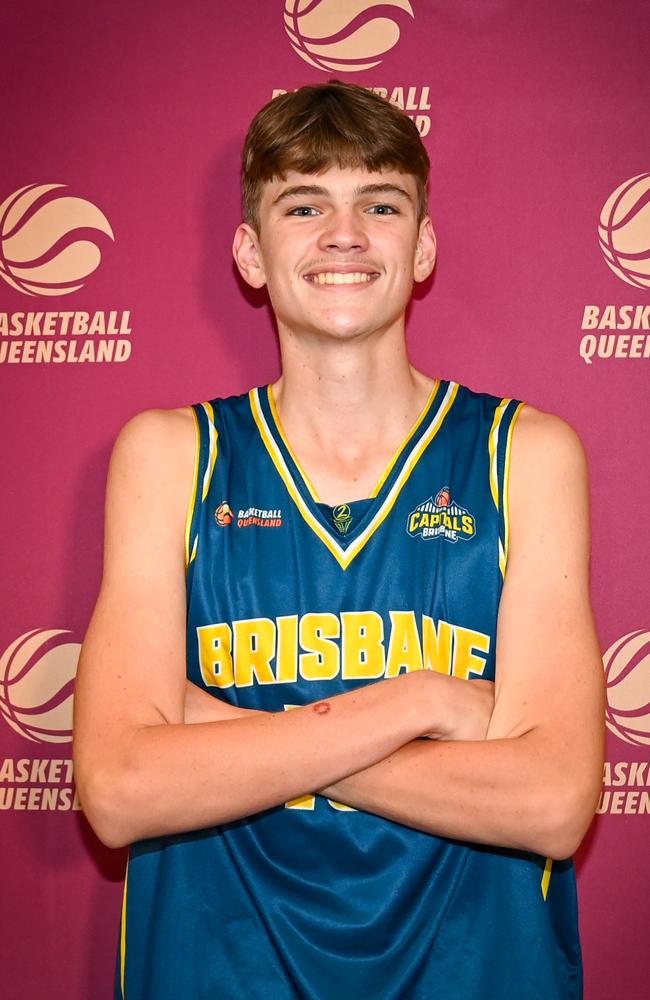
[241,81,429,231]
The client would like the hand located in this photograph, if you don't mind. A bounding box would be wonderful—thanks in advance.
[422,675,495,741]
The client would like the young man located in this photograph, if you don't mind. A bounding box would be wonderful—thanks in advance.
[74,82,604,999]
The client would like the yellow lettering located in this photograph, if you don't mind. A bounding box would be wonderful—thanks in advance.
[234,618,276,687]
[452,626,490,679]
[197,623,234,688]
[385,611,424,676]
[299,613,340,681]
[276,615,298,683]
[422,616,453,674]
[409,511,421,531]
[342,611,385,679]
[462,515,474,535]
[285,792,316,810]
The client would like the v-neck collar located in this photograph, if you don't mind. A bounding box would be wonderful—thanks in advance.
[249,380,459,569]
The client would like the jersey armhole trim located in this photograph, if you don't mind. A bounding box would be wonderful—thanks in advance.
[119,856,129,998]
[541,856,553,900]
[184,406,201,569]
[502,401,525,575]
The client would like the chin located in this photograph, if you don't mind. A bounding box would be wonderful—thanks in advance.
[313,322,377,343]
[313,310,393,342]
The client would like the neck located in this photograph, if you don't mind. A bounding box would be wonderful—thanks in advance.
[270,323,435,503]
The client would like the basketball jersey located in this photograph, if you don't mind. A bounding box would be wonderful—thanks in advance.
[116,380,583,999]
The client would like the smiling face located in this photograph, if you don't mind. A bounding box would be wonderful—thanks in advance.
[233,166,436,345]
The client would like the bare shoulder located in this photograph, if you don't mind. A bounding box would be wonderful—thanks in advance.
[109,406,196,488]
[510,404,588,493]
[112,406,195,462]
[104,407,198,561]
[507,405,591,562]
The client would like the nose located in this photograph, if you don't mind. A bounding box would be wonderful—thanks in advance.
[317,208,369,254]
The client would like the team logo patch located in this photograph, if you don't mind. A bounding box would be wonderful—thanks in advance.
[332,504,353,535]
[215,501,233,526]
[407,487,476,543]
[237,506,283,528]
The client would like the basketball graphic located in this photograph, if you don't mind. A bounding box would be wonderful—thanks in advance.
[434,487,451,507]
[332,503,353,534]
[603,630,650,747]
[283,0,414,73]
[0,628,80,744]
[598,173,650,289]
[215,501,234,526]
[0,183,114,296]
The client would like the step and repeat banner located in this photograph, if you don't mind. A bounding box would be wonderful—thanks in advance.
[1,1,648,997]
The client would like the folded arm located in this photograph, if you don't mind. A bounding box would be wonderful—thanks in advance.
[184,409,604,860]
[73,410,492,849]
[321,409,604,859]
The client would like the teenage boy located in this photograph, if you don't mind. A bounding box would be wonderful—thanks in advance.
[74,82,604,999]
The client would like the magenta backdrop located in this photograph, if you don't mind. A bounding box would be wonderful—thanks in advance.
[1,2,648,997]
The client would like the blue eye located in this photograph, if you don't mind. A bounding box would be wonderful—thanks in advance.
[368,204,397,215]
[288,206,319,216]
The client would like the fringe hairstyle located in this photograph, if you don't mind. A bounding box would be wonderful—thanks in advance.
[241,81,430,231]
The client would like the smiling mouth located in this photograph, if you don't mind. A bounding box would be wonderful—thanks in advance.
[304,272,379,286]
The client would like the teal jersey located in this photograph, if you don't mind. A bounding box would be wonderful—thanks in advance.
[117,381,582,999]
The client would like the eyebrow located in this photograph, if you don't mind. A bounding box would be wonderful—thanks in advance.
[272,182,414,206]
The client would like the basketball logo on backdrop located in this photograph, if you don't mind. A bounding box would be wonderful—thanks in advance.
[578,173,649,365]
[598,173,650,290]
[0,184,114,296]
[283,0,414,73]
[603,630,650,747]
[0,628,79,744]
[0,183,133,365]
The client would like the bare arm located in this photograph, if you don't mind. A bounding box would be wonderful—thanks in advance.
[73,410,492,849]
[317,410,604,860]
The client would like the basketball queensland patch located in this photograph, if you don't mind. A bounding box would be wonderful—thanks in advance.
[406,487,476,543]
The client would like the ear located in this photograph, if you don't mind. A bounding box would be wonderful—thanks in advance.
[413,217,437,283]
[232,223,267,289]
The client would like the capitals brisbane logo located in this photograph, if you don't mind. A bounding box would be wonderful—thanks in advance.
[407,487,476,544]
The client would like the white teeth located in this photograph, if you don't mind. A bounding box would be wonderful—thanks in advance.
[311,272,373,285]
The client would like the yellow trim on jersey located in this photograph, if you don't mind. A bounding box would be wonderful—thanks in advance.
[502,402,525,572]
[541,856,553,901]
[119,858,129,997]
[488,398,510,514]
[184,407,201,568]
[201,401,218,501]
[267,387,320,502]
[369,380,440,497]
[251,390,344,564]
[250,382,459,570]
[488,399,526,578]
